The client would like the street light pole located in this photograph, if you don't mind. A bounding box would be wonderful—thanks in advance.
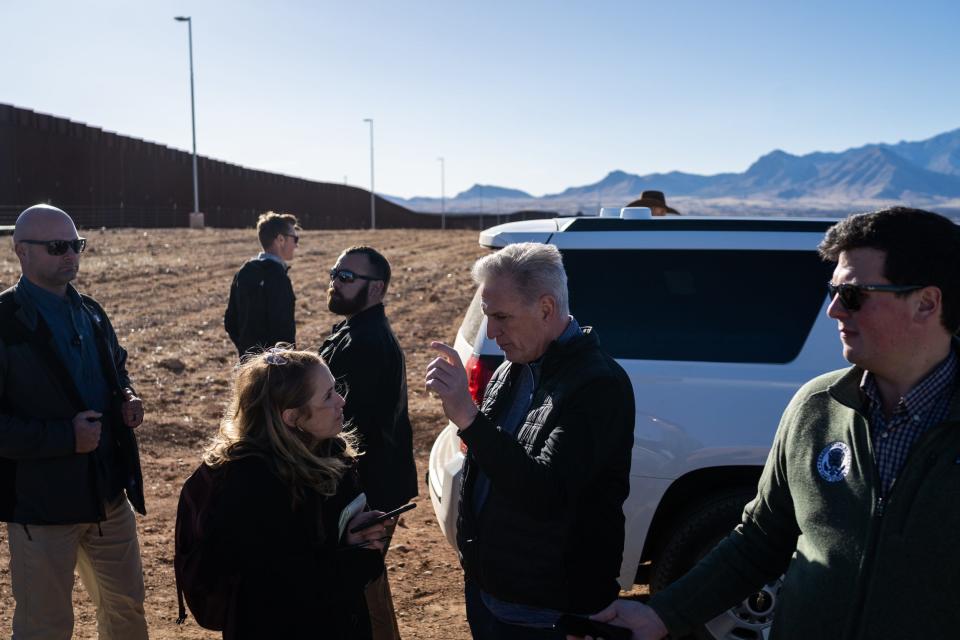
[363,118,375,230]
[438,156,445,230]
[174,16,199,215]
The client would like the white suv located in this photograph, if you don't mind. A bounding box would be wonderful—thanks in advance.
[427,212,847,640]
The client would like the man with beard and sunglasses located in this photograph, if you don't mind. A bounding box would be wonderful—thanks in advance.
[0,204,148,639]
[567,207,960,640]
[224,211,300,357]
[320,246,417,640]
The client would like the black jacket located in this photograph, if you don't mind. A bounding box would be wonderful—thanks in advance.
[224,258,296,356]
[319,304,417,511]
[0,283,145,524]
[206,455,383,639]
[456,328,634,614]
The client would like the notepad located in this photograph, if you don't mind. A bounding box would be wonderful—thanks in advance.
[338,492,367,541]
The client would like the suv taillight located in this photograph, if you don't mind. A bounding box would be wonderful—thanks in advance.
[465,353,498,406]
[461,353,501,454]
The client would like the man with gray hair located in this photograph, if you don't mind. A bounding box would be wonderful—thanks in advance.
[0,204,148,639]
[426,242,634,639]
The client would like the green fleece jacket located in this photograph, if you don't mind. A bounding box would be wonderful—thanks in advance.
[649,361,960,640]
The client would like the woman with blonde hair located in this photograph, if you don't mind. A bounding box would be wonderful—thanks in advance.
[177,348,391,639]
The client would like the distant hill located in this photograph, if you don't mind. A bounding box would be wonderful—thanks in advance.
[551,169,725,200]
[456,184,533,200]
[687,145,960,201]
[385,128,960,217]
[387,183,532,214]
[880,129,960,176]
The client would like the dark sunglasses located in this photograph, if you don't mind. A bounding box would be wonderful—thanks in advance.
[826,282,923,311]
[329,268,382,284]
[19,238,87,256]
[281,233,299,245]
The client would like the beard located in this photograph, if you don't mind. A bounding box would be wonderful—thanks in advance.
[327,281,370,316]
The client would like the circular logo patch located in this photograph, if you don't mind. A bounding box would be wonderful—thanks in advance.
[817,441,851,483]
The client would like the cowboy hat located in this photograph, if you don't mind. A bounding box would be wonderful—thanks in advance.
[625,190,680,214]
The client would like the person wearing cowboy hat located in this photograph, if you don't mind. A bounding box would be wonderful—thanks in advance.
[625,190,680,216]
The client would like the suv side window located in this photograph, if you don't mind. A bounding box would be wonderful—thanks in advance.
[562,249,834,363]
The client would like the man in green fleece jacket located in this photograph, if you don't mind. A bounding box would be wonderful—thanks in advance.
[568,207,960,640]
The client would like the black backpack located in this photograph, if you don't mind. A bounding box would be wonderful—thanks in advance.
[223,259,267,354]
[175,463,234,630]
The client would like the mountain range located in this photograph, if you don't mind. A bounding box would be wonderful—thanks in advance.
[385,128,960,217]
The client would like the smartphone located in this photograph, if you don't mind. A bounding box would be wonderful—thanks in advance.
[348,503,417,533]
[555,614,632,640]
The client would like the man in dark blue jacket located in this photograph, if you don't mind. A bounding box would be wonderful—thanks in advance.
[0,204,148,639]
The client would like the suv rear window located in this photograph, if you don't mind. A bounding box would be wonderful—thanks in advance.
[562,249,833,363]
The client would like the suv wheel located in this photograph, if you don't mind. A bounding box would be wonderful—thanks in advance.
[650,488,781,640]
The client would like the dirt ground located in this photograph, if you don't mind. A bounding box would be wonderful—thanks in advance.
[0,227,493,639]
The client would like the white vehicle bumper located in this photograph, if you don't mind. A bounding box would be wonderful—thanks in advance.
[428,422,465,549]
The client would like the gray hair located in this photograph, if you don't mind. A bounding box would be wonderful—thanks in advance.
[471,243,569,316]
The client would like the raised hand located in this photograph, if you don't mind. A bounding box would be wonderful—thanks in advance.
[425,341,479,429]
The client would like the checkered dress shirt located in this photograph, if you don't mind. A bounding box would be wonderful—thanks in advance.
[861,349,958,497]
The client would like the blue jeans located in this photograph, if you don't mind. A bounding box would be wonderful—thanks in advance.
[465,580,564,640]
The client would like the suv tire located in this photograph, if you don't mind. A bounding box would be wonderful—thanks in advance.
[650,488,780,640]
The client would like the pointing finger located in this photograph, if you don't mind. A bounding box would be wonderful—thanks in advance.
[430,341,462,366]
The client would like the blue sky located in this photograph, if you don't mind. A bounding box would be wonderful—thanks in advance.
[2,0,958,198]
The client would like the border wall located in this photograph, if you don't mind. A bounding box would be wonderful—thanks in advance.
[0,104,548,230]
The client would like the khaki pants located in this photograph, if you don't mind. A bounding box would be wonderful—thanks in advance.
[7,496,148,640]
[365,519,401,640]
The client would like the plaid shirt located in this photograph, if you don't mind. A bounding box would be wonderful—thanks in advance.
[862,349,958,497]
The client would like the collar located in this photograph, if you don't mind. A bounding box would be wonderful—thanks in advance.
[331,303,386,333]
[257,251,288,269]
[11,278,85,332]
[529,316,597,371]
[17,275,82,309]
[555,315,581,346]
[860,349,958,419]
[829,338,960,422]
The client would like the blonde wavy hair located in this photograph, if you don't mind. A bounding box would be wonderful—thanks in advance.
[203,348,359,503]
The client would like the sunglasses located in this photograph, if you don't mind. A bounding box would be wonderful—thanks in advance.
[19,238,87,256]
[329,268,382,284]
[263,346,290,366]
[281,233,299,245]
[826,282,923,311]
